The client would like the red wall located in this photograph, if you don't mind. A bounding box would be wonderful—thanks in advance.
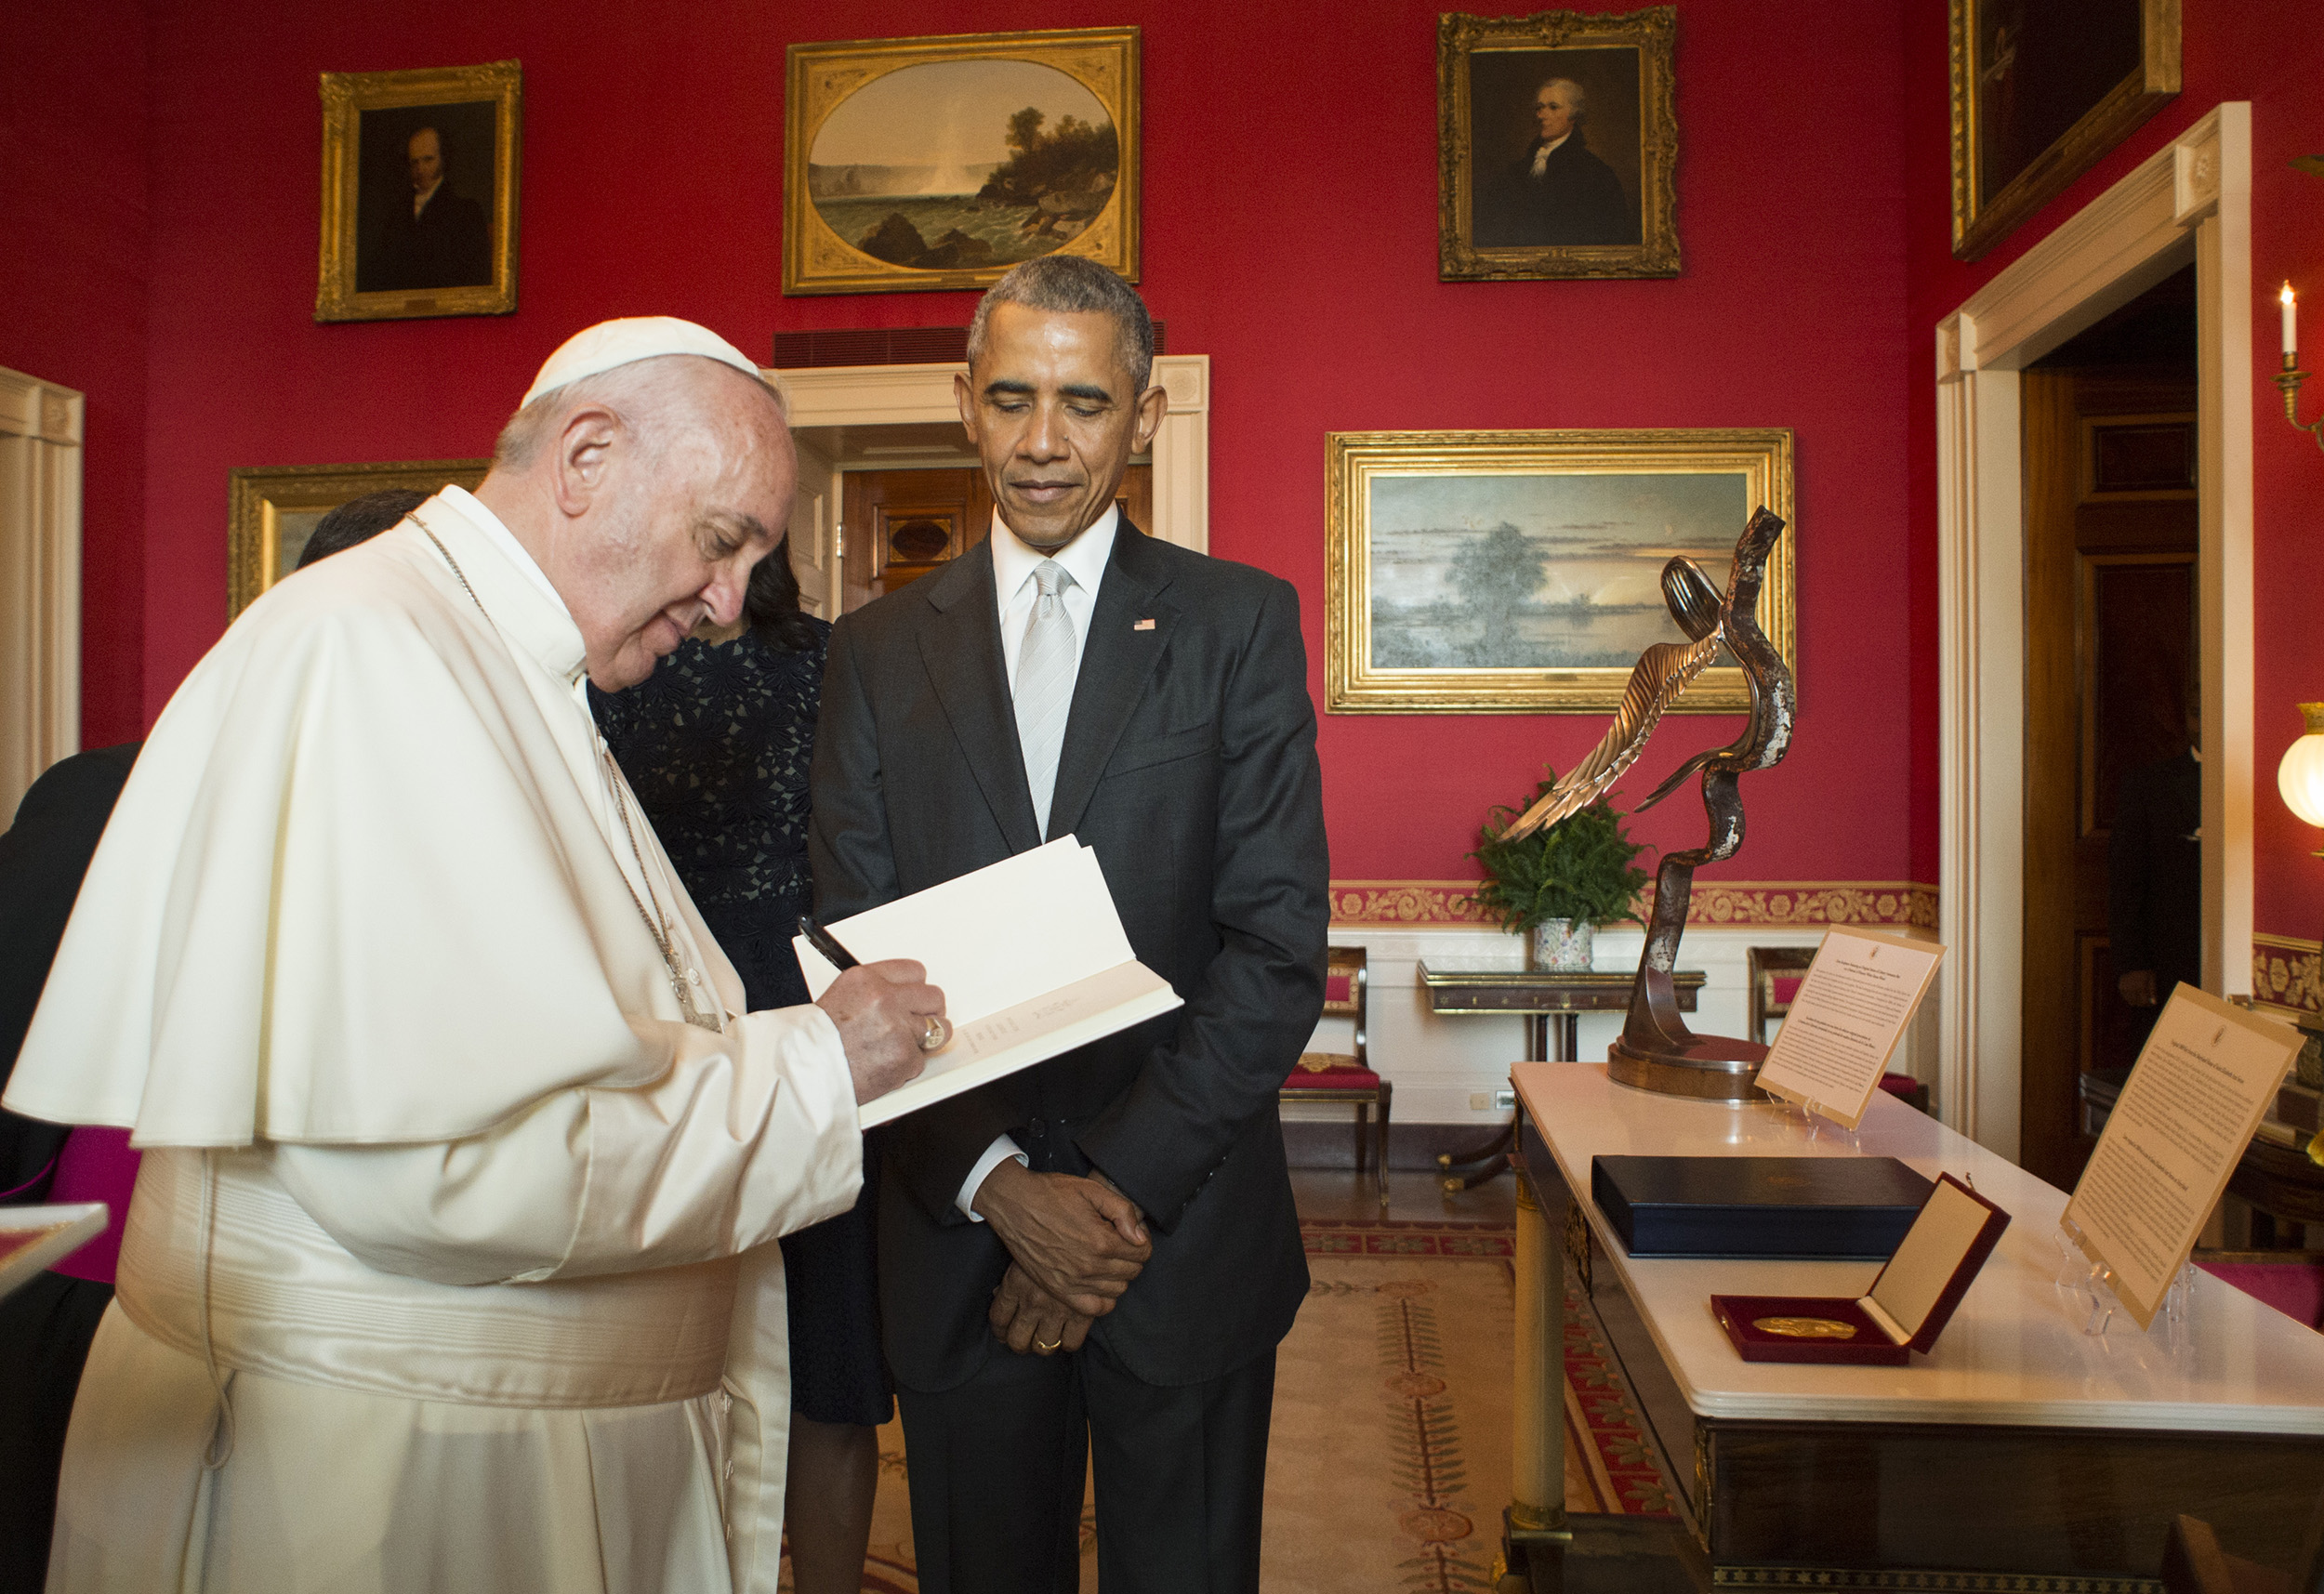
[115,0,1914,886]
[0,2,151,749]
[1900,0,2324,948]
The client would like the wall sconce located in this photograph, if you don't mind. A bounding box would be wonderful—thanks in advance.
[2276,284,2324,453]
[2278,704,2324,851]
[2276,704,2324,1166]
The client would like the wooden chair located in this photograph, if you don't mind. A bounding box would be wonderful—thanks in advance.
[1282,945,1390,1210]
[1746,945,1816,1046]
[1748,943,1931,1114]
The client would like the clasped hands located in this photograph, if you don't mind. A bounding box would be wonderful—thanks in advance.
[973,1159,1150,1357]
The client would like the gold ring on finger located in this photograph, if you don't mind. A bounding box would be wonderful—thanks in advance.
[1036,1337,1063,1352]
[919,1015,952,1052]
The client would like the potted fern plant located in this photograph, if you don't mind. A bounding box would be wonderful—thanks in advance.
[1468,771,1652,971]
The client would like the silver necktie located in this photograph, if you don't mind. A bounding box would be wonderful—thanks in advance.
[1015,560,1077,836]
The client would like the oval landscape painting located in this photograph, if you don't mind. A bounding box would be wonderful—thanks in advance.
[809,59,1118,273]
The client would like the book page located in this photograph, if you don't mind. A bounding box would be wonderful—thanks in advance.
[792,839,1185,1127]
[857,961,1182,1129]
[2063,985,2302,1328]
[794,838,1131,1025]
[1752,928,1947,1128]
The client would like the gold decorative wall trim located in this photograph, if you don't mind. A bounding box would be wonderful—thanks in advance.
[1329,880,1937,930]
[2251,932,2321,1018]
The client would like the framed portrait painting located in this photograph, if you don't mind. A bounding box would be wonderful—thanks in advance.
[1438,8,1678,283]
[1326,428,1795,715]
[316,60,522,322]
[786,27,1139,296]
[1949,0,2178,261]
[228,459,489,618]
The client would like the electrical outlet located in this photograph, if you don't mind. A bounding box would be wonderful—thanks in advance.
[1468,1091,1492,1111]
[1494,1087,1516,1110]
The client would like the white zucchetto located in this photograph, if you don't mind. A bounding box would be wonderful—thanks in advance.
[522,316,764,407]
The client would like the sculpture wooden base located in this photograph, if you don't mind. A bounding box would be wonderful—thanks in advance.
[1606,1034,1768,1101]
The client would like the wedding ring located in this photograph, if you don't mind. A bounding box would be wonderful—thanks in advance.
[919,1014,952,1052]
[1035,1337,1063,1352]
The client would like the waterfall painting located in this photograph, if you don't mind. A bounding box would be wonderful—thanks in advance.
[786,28,1140,296]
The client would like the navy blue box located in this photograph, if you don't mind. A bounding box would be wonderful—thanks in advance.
[1591,1155,1934,1259]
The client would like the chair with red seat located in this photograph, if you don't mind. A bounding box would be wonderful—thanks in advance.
[1282,944,1390,1210]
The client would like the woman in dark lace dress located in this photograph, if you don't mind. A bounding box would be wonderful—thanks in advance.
[592,545,886,1594]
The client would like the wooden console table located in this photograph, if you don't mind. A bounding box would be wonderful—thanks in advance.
[1502,1062,2324,1592]
[1417,967,1702,1191]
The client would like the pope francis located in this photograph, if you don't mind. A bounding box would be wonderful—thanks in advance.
[2,319,944,1594]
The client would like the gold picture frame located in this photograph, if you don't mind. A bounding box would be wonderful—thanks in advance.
[317,60,522,323]
[785,27,1139,296]
[1948,0,2179,262]
[1326,428,1795,715]
[1437,7,1678,283]
[228,459,489,618]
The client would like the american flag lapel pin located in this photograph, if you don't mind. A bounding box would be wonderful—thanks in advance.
[1133,618,1156,631]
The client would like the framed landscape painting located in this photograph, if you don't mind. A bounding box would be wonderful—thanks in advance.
[316,60,522,322]
[1438,7,1678,282]
[785,27,1139,296]
[1325,429,1795,715]
[228,458,489,618]
[1948,0,2178,261]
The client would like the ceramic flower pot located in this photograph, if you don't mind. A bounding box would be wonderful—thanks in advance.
[1527,919,1593,972]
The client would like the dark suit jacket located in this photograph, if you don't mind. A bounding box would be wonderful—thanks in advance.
[811,524,1328,1392]
[1,742,139,1202]
[361,187,491,293]
[1476,133,1638,247]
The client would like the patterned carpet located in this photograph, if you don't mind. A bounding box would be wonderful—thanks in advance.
[783,1218,1676,1592]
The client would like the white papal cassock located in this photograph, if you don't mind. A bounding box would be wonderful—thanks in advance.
[4,486,861,1594]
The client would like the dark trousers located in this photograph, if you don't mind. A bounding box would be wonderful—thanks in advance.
[897,1337,1276,1594]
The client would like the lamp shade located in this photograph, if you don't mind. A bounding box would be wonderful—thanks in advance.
[2278,704,2324,826]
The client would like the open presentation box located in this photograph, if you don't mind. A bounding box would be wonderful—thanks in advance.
[1711,1174,2009,1366]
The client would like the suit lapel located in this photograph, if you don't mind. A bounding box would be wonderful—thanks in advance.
[1046,522,1178,841]
[917,543,1044,854]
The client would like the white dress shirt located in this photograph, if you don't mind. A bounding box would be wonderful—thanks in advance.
[957,507,1119,1219]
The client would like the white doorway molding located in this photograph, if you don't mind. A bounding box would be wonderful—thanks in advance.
[0,366,84,820]
[769,355,1211,615]
[1934,104,2251,1158]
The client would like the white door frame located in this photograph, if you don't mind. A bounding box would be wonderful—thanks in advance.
[0,366,84,819]
[1934,103,2251,1157]
[768,355,1211,614]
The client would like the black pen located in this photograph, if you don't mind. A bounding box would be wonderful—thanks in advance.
[798,914,861,970]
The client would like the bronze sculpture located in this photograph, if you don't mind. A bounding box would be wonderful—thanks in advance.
[1503,507,1795,1099]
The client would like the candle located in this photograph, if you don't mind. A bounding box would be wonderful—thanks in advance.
[2284,282,2298,360]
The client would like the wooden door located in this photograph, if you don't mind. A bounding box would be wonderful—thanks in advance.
[2020,370,2198,1188]
[838,465,1153,614]
[787,437,838,620]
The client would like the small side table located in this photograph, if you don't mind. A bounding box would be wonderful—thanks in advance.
[1418,965,1705,1190]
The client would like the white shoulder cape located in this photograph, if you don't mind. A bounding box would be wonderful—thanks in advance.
[6,493,766,1147]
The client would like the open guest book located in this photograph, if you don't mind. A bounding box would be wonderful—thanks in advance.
[0,1204,108,1300]
[795,838,1183,1130]
[1710,1174,2010,1365]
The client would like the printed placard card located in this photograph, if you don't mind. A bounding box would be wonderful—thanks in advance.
[2062,985,2302,1328]
[1753,928,1947,1129]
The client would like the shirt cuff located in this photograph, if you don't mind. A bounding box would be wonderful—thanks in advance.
[957,1135,1029,1221]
